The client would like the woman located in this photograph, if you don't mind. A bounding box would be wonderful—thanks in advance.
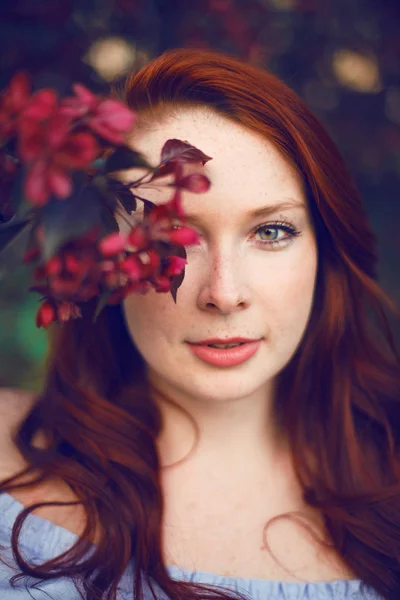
[0,48,399,600]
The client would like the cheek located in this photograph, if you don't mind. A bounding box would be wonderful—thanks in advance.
[122,290,180,346]
[261,252,317,331]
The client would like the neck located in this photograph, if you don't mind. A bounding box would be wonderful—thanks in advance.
[150,379,290,478]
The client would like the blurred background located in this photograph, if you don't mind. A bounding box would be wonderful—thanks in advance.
[0,0,399,390]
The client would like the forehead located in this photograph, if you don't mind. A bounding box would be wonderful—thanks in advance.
[122,107,306,212]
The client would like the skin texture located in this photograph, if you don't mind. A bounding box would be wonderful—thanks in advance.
[0,111,356,585]
[119,107,318,473]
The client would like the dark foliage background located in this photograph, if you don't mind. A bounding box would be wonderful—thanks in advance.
[0,0,399,389]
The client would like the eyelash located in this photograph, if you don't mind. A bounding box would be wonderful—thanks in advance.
[252,220,301,249]
[170,219,301,249]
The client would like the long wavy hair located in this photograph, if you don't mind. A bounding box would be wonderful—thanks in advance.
[1,48,400,600]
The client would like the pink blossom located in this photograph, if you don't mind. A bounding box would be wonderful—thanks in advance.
[20,113,99,206]
[0,72,31,138]
[60,83,137,144]
[89,99,137,145]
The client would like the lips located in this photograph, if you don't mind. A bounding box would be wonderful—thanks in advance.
[186,339,262,367]
[188,337,259,346]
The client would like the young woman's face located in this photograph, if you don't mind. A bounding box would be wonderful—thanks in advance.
[120,108,318,404]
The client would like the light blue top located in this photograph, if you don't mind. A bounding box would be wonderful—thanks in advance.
[0,491,384,599]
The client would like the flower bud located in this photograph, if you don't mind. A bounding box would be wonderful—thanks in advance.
[99,232,126,257]
[167,226,201,246]
[35,301,56,328]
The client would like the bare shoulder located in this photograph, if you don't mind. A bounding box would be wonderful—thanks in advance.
[0,387,38,478]
[0,387,38,430]
[0,388,92,537]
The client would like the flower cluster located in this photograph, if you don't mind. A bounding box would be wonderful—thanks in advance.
[0,73,212,327]
[0,73,137,207]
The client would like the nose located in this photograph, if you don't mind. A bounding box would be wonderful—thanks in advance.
[196,245,251,314]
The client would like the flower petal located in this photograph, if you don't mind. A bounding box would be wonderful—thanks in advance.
[55,132,99,168]
[18,118,45,162]
[88,118,125,145]
[153,275,171,293]
[7,72,31,112]
[45,255,63,276]
[46,112,71,148]
[22,89,58,121]
[47,166,72,199]
[88,101,137,144]
[25,160,49,206]
[72,83,98,109]
[166,226,201,246]
[163,255,187,277]
[119,255,141,280]
[177,173,210,193]
[95,99,137,131]
[127,224,148,250]
[99,232,126,257]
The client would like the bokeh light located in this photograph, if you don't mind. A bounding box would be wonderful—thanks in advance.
[332,49,382,93]
[84,37,137,81]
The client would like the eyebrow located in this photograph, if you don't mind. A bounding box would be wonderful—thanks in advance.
[244,199,306,219]
[182,198,306,226]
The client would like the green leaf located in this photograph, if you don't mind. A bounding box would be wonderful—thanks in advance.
[40,186,101,262]
[99,203,120,235]
[0,217,31,252]
[115,187,137,215]
[142,198,156,219]
[91,158,107,171]
[0,218,32,279]
[9,168,26,218]
[93,289,113,322]
[104,147,152,174]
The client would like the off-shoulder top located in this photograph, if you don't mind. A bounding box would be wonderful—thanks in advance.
[0,492,384,599]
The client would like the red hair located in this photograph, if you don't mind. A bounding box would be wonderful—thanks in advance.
[2,48,400,600]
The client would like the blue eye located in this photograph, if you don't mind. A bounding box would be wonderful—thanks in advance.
[170,220,302,249]
[253,221,301,249]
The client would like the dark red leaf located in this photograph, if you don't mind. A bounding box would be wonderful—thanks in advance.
[149,160,183,182]
[168,244,187,303]
[93,289,114,322]
[160,139,212,166]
